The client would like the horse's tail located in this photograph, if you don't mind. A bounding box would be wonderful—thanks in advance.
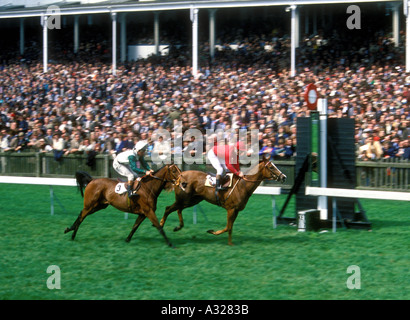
[75,171,93,198]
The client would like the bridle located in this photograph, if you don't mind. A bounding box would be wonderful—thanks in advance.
[242,161,285,183]
[265,161,286,182]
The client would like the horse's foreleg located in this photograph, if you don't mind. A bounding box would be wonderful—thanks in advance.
[160,202,184,232]
[147,210,173,248]
[174,209,184,232]
[125,214,146,243]
[207,209,239,245]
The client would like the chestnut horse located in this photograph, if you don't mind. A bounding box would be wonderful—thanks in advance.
[160,158,286,245]
[64,164,181,247]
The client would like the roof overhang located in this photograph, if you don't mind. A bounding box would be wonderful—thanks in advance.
[0,0,402,19]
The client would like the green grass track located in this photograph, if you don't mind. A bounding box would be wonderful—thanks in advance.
[1,183,409,300]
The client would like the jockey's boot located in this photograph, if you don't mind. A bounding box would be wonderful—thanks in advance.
[215,174,228,191]
[127,183,138,198]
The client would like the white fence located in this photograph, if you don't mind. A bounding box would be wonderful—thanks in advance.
[0,176,77,215]
[305,186,410,201]
[305,186,410,232]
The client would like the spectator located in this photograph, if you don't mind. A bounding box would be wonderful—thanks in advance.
[52,132,66,162]
[10,132,29,153]
[400,140,410,160]
[36,138,53,153]
[116,132,135,154]
[66,132,83,155]
[1,129,12,153]
[259,139,275,160]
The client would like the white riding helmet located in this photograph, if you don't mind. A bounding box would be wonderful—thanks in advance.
[133,141,148,155]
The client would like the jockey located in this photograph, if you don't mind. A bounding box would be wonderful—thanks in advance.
[113,140,153,198]
[207,139,246,191]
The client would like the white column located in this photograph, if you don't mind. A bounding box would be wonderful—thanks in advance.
[20,18,25,56]
[209,9,217,61]
[120,13,127,62]
[290,5,297,77]
[295,6,300,48]
[318,98,328,220]
[112,12,117,76]
[406,0,410,72]
[154,12,160,55]
[393,3,400,47]
[191,7,199,78]
[74,15,79,54]
[43,15,48,73]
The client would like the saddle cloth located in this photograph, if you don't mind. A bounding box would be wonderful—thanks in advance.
[114,178,142,195]
[205,173,234,188]
[114,182,128,195]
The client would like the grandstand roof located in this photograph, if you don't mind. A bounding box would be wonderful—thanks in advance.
[0,0,400,19]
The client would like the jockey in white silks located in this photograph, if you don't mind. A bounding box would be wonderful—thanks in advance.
[113,141,153,198]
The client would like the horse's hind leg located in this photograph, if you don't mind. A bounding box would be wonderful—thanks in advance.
[64,203,107,240]
[125,214,146,243]
[64,210,87,240]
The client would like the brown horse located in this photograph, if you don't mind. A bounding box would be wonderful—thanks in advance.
[64,164,182,247]
[160,158,286,245]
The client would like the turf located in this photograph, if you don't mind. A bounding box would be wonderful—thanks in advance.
[0,183,409,300]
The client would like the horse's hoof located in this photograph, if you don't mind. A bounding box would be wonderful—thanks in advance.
[173,226,182,232]
[64,228,70,234]
[207,230,214,234]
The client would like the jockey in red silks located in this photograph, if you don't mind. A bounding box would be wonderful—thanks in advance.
[207,138,246,191]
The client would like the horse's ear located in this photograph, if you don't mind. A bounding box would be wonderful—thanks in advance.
[262,153,270,162]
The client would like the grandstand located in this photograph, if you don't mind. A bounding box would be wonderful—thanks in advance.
[0,0,409,184]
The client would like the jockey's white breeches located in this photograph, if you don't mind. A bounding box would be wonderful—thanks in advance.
[207,148,227,176]
[113,158,138,181]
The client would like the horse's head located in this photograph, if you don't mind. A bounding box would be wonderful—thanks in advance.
[261,155,287,183]
[163,164,182,191]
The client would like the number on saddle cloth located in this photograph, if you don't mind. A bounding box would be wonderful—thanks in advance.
[114,182,128,195]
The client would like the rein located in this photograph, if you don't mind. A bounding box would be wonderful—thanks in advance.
[145,164,182,185]
[223,163,279,202]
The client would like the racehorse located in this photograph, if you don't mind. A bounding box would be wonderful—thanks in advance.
[64,164,182,247]
[159,157,286,245]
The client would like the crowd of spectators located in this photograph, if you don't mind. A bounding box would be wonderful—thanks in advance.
[1,23,410,164]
